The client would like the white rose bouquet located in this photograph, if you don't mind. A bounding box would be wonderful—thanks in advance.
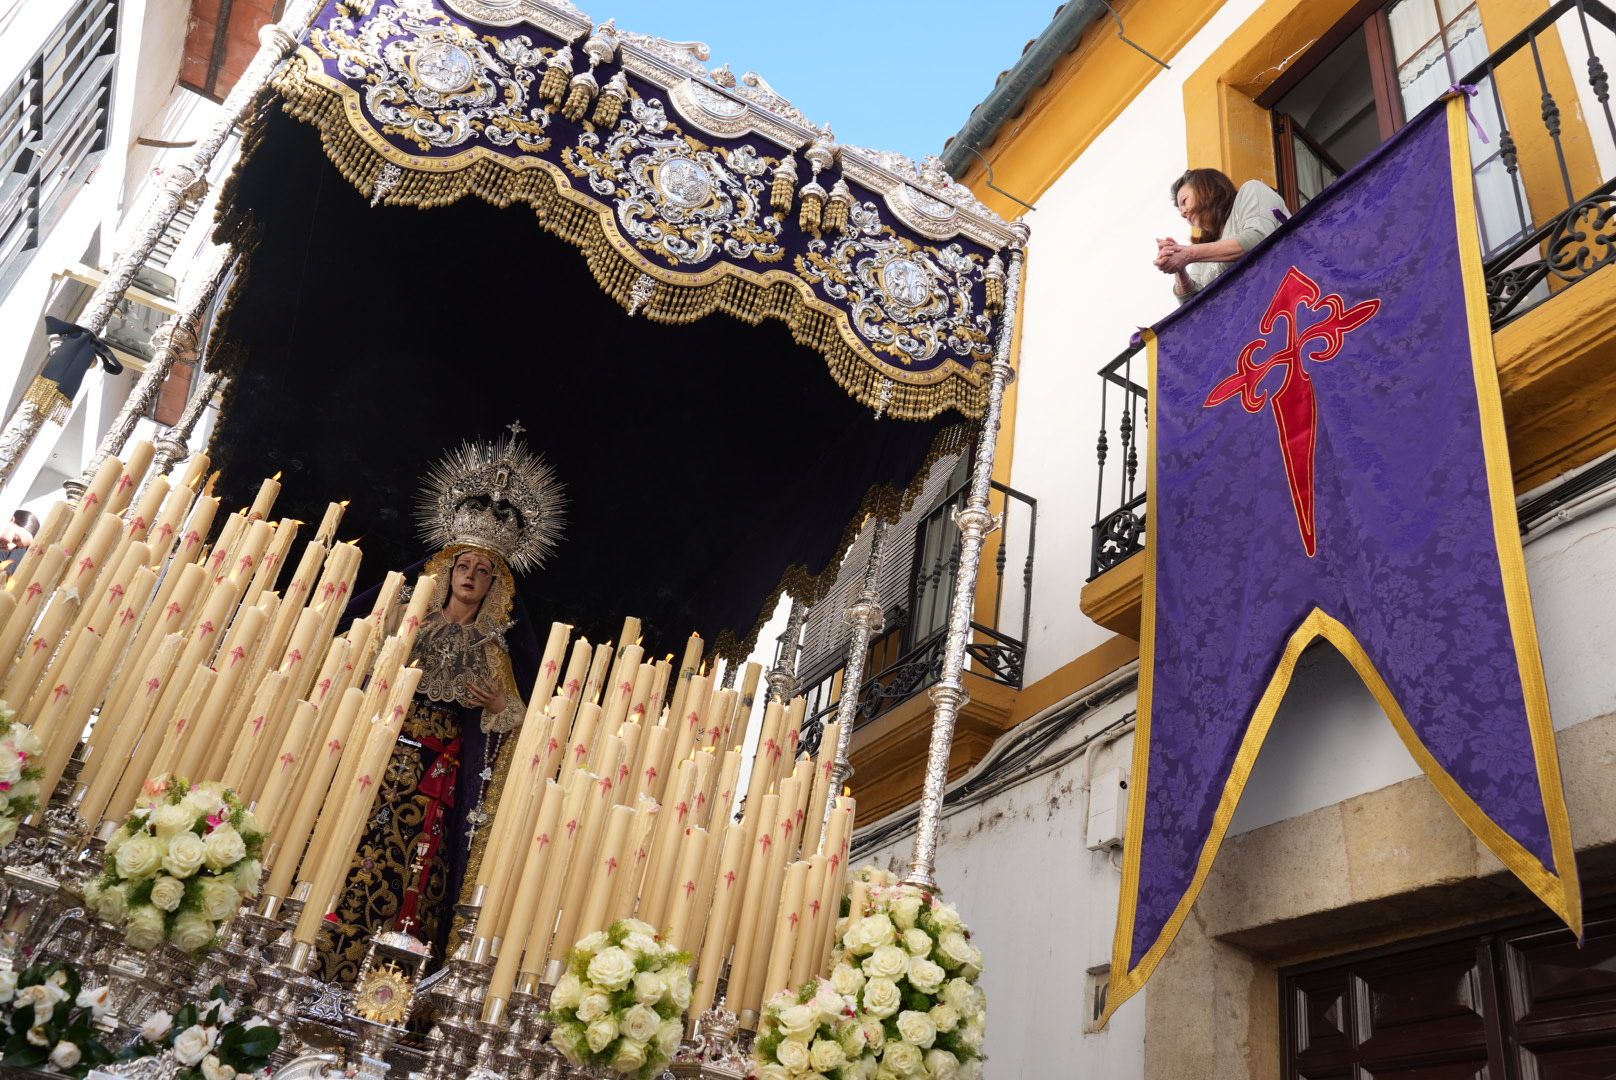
[546,918,692,1079]
[749,978,865,1080]
[827,866,987,1080]
[0,960,132,1077]
[0,700,45,850]
[84,776,265,955]
[129,988,282,1080]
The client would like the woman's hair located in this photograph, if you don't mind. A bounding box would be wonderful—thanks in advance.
[10,510,39,536]
[1171,169,1238,243]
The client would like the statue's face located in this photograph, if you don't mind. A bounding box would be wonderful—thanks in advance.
[450,552,495,607]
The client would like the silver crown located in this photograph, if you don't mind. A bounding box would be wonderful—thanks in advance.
[415,430,566,574]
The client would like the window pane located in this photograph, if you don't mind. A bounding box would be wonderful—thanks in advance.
[1387,0,1443,64]
[1473,151,1531,255]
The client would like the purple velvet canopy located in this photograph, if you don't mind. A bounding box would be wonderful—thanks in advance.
[272,0,1018,421]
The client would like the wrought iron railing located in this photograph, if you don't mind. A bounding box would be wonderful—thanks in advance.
[800,479,1036,755]
[1089,0,1616,580]
[1468,0,1616,325]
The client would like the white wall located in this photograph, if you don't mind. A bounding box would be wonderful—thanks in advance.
[0,0,229,512]
[854,690,1146,1080]
[1010,0,1268,684]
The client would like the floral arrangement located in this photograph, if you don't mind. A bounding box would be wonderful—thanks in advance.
[0,700,45,849]
[130,988,281,1080]
[823,866,987,1080]
[750,978,867,1080]
[84,776,265,954]
[0,961,125,1077]
[547,918,692,1079]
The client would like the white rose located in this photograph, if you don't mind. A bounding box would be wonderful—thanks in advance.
[550,973,583,1011]
[96,882,130,925]
[171,912,215,953]
[549,1022,586,1065]
[585,1016,619,1054]
[149,802,193,839]
[76,984,111,1016]
[172,1024,213,1066]
[621,931,659,958]
[925,1048,961,1079]
[941,978,973,1012]
[0,747,22,784]
[149,875,186,913]
[830,962,865,998]
[883,1039,923,1075]
[238,809,262,837]
[611,1037,647,1072]
[26,1025,47,1046]
[959,1021,985,1052]
[162,832,207,878]
[621,918,656,937]
[811,983,845,1021]
[810,1037,847,1071]
[667,966,692,1010]
[0,816,17,848]
[860,1016,886,1051]
[0,970,14,1003]
[114,833,164,880]
[958,1059,983,1080]
[863,944,908,980]
[202,825,246,871]
[896,1010,936,1049]
[232,859,263,898]
[621,1003,661,1043]
[755,1066,791,1080]
[49,1041,82,1069]
[575,990,611,1024]
[862,976,901,1018]
[657,1017,682,1058]
[576,930,609,954]
[200,1054,237,1080]
[845,913,895,954]
[889,894,923,930]
[586,946,636,990]
[140,1010,173,1043]
[774,1037,810,1071]
[16,982,66,1012]
[907,956,946,995]
[124,906,168,951]
[929,1003,960,1033]
[776,1003,817,1038]
[936,930,973,970]
[930,904,962,932]
[199,878,241,922]
[632,970,666,1005]
[902,928,933,956]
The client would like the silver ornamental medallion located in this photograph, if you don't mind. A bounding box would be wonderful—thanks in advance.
[881,257,933,308]
[658,156,714,208]
[413,39,475,93]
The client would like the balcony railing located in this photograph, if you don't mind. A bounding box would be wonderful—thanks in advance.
[1470,0,1616,325]
[1089,0,1616,580]
[800,479,1036,756]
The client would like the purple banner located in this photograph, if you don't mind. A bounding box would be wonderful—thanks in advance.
[1105,99,1580,1021]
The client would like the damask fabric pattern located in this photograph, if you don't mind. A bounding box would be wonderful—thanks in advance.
[272,0,1010,420]
[1107,100,1580,1020]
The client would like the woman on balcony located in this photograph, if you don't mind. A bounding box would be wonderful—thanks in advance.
[1155,168,1287,301]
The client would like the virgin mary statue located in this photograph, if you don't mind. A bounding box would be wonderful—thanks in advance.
[317,434,565,982]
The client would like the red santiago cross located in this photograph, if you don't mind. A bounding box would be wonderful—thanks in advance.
[1202,266,1381,557]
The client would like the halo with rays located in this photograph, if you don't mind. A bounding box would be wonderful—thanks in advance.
[414,433,567,574]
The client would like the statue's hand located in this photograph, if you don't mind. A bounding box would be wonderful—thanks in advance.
[466,677,508,716]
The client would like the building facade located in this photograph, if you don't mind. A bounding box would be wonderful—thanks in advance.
[823,1,1616,1077]
[0,0,231,518]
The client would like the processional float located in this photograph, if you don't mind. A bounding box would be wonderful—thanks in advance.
[0,0,1021,1076]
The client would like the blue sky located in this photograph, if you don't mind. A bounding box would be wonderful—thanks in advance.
[582,0,1059,162]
